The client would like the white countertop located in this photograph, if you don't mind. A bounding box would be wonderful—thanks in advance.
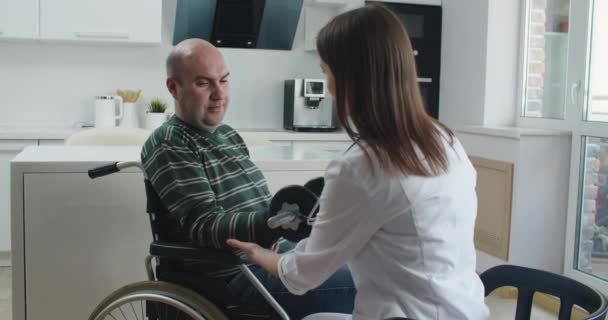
[0,125,80,140]
[455,125,571,140]
[11,145,340,171]
[0,125,351,141]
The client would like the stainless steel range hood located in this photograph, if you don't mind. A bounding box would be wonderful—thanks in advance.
[173,0,304,50]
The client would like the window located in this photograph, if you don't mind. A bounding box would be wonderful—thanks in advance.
[521,0,570,119]
[520,0,608,292]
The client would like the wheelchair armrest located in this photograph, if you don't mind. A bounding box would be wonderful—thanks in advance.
[150,241,244,265]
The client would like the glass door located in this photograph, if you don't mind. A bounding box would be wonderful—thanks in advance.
[564,0,608,293]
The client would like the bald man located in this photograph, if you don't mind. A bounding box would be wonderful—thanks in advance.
[141,39,356,319]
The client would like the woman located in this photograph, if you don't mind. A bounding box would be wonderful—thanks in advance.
[228,4,489,319]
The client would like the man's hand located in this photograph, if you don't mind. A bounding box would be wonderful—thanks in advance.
[227,239,280,277]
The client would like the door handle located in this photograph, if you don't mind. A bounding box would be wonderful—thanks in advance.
[570,81,580,105]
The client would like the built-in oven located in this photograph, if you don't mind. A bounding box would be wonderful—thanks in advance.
[365,0,442,119]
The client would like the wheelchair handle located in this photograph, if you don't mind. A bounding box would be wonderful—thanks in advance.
[88,161,143,179]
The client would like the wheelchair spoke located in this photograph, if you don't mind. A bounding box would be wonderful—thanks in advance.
[128,302,138,320]
[118,305,128,320]
[89,282,228,320]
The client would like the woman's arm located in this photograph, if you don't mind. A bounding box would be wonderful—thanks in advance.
[227,239,280,276]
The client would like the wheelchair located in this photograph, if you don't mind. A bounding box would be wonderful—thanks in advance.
[86,161,357,320]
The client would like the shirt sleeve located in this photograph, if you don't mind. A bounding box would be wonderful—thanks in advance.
[142,139,277,249]
[277,158,380,295]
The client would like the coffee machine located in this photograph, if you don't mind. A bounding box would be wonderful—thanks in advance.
[283,79,338,132]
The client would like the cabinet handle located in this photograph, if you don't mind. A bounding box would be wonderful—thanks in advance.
[74,32,129,39]
[417,77,432,83]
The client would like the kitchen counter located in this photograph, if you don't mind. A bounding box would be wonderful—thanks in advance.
[12,144,340,171]
[10,145,338,320]
[0,125,351,141]
[0,125,79,140]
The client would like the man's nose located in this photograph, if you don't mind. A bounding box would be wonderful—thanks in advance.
[211,83,227,100]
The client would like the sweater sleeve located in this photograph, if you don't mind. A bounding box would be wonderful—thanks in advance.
[142,138,278,249]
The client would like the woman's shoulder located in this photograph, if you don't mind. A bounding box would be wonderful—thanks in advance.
[328,142,380,180]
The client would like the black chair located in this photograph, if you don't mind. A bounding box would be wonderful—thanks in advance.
[480,264,608,320]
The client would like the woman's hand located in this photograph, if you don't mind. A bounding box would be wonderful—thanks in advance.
[227,239,280,277]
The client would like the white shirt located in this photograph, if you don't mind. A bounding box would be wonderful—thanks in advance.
[278,136,490,320]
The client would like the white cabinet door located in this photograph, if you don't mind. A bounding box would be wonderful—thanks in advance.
[292,141,352,153]
[24,172,149,320]
[0,0,38,39]
[0,140,37,264]
[40,0,162,43]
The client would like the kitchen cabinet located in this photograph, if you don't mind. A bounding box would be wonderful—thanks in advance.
[293,141,352,153]
[0,0,38,39]
[11,145,334,320]
[21,169,326,320]
[39,0,162,43]
[303,0,349,51]
[264,171,325,194]
[456,126,572,274]
[0,140,37,266]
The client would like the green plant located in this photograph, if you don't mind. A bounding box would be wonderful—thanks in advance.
[149,98,167,113]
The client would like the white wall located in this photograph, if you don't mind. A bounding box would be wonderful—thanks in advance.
[0,0,521,130]
[0,0,323,130]
[439,0,521,128]
[483,0,520,126]
[438,0,489,127]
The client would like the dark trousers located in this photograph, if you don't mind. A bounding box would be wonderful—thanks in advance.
[228,264,357,320]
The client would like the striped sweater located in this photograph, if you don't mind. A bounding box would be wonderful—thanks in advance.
[141,115,280,278]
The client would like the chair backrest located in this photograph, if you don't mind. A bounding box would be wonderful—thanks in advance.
[480,265,608,320]
[65,127,152,145]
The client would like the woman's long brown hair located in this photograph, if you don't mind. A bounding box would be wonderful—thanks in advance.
[317,4,454,177]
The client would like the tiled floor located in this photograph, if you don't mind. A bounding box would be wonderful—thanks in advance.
[0,266,556,320]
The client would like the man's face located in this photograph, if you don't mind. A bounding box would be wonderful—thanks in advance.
[168,48,230,132]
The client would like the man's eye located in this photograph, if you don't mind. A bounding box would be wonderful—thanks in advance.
[196,82,209,86]
[220,79,229,83]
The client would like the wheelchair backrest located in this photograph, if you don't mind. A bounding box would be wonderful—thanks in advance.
[144,179,189,243]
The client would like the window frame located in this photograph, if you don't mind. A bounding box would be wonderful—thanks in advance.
[517,0,608,293]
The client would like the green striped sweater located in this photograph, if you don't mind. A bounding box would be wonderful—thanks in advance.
[141,115,281,278]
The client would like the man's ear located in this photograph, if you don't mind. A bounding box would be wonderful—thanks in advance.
[167,77,179,100]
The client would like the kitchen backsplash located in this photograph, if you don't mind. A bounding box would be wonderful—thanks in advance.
[0,0,323,130]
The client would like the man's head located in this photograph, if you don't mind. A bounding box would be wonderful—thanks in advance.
[166,39,230,132]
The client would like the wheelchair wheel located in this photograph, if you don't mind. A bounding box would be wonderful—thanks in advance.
[89,281,228,320]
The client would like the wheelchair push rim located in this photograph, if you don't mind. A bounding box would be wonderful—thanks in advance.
[89,281,228,320]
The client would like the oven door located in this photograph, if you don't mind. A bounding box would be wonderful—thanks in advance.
[417,77,439,119]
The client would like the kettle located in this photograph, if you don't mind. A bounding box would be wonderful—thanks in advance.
[94,96,123,128]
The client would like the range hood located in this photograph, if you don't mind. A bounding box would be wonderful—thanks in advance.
[173,0,304,50]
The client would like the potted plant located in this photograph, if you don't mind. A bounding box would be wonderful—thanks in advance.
[145,98,168,130]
